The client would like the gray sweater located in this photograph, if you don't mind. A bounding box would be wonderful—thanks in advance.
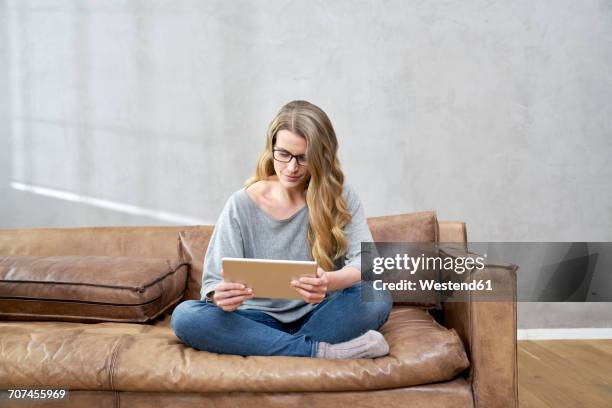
[201,183,373,323]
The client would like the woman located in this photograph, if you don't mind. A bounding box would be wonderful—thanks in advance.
[172,100,392,358]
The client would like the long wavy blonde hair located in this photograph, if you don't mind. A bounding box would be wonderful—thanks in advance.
[245,100,351,271]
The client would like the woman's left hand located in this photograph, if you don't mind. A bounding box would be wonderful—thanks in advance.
[291,267,329,304]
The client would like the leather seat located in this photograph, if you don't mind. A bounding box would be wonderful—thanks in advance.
[0,307,468,393]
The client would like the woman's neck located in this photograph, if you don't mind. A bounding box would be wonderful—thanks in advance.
[268,175,306,206]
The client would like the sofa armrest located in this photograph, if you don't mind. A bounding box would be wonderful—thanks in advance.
[440,245,519,408]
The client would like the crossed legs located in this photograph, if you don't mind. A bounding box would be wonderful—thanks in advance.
[171,282,392,357]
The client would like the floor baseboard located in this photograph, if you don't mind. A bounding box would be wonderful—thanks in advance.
[518,328,612,340]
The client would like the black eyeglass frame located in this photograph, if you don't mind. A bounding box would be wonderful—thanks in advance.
[272,149,309,167]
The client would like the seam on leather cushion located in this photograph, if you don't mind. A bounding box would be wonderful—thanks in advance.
[0,256,188,292]
[109,335,129,391]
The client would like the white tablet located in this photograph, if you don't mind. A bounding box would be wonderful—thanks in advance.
[222,257,317,300]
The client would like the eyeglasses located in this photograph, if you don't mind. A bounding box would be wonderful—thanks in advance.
[272,149,308,167]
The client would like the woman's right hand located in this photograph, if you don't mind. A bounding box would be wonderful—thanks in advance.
[212,269,254,312]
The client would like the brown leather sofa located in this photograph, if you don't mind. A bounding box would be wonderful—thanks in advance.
[0,212,518,407]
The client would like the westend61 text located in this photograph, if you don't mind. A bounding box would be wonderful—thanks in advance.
[373,279,493,292]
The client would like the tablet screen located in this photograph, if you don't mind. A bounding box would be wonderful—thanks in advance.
[222,257,317,299]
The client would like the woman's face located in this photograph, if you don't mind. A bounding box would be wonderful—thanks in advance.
[273,129,310,190]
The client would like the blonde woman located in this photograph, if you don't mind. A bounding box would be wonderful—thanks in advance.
[172,100,392,358]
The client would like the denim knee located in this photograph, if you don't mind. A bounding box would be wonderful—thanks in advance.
[171,300,200,344]
[366,296,393,328]
[342,282,393,329]
[358,282,393,328]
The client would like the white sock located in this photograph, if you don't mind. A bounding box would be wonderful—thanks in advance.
[315,330,389,359]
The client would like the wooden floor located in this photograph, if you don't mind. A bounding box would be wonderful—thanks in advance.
[519,340,612,407]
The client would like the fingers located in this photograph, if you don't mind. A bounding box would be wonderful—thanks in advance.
[214,288,253,300]
[291,272,327,304]
[219,300,244,312]
[293,287,325,304]
[213,279,254,311]
[216,294,254,310]
[291,280,327,293]
[297,275,326,286]
[216,281,248,291]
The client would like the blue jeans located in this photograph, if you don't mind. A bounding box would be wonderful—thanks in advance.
[171,282,392,357]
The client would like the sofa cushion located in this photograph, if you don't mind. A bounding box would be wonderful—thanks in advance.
[367,211,439,243]
[367,211,440,309]
[0,306,469,392]
[0,256,188,323]
[178,228,214,301]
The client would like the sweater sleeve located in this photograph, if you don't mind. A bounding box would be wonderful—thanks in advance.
[200,193,245,300]
[341,184,374,272]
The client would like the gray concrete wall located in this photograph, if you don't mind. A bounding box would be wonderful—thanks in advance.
[1,0,611,329]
